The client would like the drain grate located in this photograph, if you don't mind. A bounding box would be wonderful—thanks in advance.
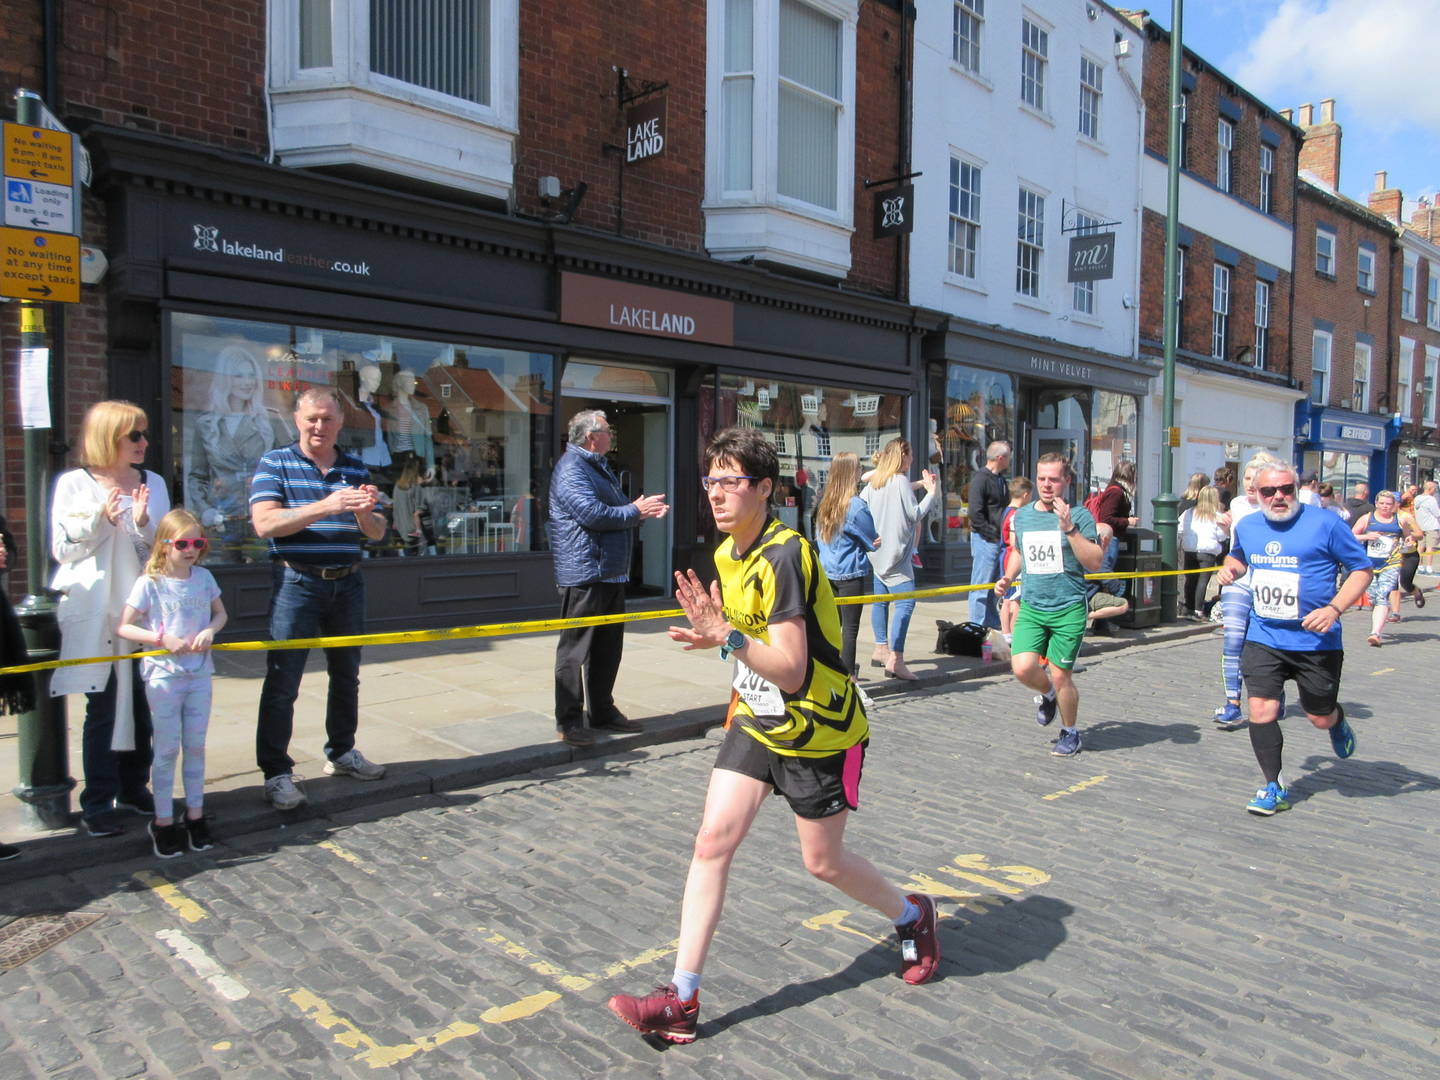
[0,912,105,970]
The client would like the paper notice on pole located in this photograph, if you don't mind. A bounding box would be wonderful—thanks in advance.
[20,346,51,428]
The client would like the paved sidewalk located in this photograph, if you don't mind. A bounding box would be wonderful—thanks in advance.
[1,594,1219,880]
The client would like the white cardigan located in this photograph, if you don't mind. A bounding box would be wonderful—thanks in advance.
[49,467,170,750]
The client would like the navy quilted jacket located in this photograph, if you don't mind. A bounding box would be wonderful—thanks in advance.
[548,445,639,587]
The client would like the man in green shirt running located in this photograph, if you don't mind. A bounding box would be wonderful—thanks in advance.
[994,453,1105,756]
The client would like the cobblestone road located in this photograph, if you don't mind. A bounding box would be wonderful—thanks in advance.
[3,618,1438,1079]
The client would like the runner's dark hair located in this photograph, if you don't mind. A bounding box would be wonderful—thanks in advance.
[704,428,779,496]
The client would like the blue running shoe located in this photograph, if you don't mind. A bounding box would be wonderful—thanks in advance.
[1213,701,1244,729]
[1246,781,1290,816]
[1034,692,1058,727]
[1329,707,1356,759]
[1051,728,1081,756]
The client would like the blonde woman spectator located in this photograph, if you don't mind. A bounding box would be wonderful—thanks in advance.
[1179,486,1228,620]
[862,438,936,681]
[51,400,172,837]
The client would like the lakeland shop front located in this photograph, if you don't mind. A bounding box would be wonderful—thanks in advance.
[91,129,924,634]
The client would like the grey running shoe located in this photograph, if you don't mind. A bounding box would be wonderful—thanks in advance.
[264,773,308,810]
[1051,728,1082,756]
[323,749,386,780]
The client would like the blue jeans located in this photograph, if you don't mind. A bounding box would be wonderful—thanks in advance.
[80,665,154,819]
[969,533,1002,628]
[256,564,366,779]
[871,574,917,653]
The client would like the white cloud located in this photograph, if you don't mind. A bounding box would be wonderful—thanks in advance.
[1228,0,1440,134]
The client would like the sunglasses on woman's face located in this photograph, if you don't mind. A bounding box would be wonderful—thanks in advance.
[166,538,208,551]
[124,430,149,443]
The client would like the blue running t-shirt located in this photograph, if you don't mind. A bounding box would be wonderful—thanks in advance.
[1231,504,1371,651]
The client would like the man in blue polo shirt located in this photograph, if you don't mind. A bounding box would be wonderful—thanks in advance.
[250,386,389,810]
[1218,462,1372,816]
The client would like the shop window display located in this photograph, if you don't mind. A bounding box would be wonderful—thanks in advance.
[170,313,553,564]
[933,365,1017,544]
[1090,391,1138,495]
[701,375,906,543]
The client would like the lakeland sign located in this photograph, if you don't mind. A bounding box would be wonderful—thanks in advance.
[560,272,734,346]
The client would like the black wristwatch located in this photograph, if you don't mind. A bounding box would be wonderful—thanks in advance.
[1064,524,1080,536]
[719,628,747,661]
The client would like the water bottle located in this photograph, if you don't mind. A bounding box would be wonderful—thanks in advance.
[981,640,993,662]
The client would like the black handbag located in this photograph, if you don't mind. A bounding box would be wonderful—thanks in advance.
[934,619,989,657]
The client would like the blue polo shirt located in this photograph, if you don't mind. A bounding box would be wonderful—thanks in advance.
[1232,504,1371,652]
[249,443,371,566]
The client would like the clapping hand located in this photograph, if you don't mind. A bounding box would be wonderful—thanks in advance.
[667,569,728,650]
[132,483,151,528]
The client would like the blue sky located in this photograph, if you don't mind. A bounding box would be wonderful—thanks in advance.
[1148,0,1439,214]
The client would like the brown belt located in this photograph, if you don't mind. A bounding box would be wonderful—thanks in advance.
[278,560,360,580]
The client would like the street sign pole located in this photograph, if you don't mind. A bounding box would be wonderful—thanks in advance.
[11,88,74,829]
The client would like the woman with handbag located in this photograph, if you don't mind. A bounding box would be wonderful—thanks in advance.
[815,452,879,678]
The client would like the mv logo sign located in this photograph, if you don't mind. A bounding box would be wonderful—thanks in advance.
[1067,232,1116,282]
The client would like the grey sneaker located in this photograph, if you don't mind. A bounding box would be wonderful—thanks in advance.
[264,773,308,810]
[323,749,386,780]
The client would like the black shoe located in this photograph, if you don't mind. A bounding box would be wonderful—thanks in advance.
[591,712,643,733]
[1413,589,1426,609]
[116,791,156,815]
[0,842,20,861]
[82,812,125,838]
[185,816,215,852]
[149,821,185,859]
[556,727,596,747]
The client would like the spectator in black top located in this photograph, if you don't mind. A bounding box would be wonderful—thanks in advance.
[1344,482,1374,522]
[967,440,1011,628]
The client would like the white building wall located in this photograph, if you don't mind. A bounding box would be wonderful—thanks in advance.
[910,2,1146,360]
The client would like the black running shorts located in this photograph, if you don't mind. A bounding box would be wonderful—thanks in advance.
[1240,641,1343,716]
[713,722,865,820]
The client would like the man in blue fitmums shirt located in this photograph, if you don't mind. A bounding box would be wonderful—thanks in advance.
[1218,462,1372,817]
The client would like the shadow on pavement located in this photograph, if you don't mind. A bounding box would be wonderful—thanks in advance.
[1287,757,1440,804]
[694,894,1074,1043]
[1078,720,1201,752]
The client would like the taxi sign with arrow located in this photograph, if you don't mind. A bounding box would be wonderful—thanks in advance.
[1,227,81,303]
[2,120,82,303]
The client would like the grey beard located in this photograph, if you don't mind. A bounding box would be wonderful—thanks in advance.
[1261,501,1300,523]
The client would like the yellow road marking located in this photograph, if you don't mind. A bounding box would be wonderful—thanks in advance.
[1042,774,1108,801]
[317,840,377,875]
[476,926,679,992]
[479,991,563,1024]
[288,988,485,1069]
[901,854,1050,898]
[1371,667,1395,676]
[133,870,207,922]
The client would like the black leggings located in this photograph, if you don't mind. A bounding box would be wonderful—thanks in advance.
[1182,551,1218,614]
[829,576,867,677]
[1399,551,1420,595]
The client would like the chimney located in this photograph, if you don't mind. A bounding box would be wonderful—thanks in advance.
[1368,170,1403,222]
[1279,108,1293,122]
[1413,198,1440,244]
[1297,99,1341,190]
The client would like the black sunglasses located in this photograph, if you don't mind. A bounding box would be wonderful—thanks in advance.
[1257,484,1296,498]
[124,430,149,443]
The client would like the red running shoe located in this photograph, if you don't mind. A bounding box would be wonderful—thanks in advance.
[898,894,941,985]
[607,984,699,1043]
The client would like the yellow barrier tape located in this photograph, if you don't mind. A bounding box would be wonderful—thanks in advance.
[0,565,1217,677]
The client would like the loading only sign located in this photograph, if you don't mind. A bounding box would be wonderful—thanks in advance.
[2,122,82,303]
[2,227,81,303]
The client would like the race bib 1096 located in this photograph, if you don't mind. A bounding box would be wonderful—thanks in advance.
[1251,567,1299,621]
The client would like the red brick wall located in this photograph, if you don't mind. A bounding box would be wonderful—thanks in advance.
[1,0,44,100]
[1139,209,1292,373]
[1137,27,1297,223]
[848,1,904,296]
[1291,186,1394,408]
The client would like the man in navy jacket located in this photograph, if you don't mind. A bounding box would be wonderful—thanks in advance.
[549,410,668,746]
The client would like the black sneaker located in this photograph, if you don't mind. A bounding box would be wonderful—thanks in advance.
[0,842,20,861]
[116,791,156,815]
[149,821,185,859]
[185,816,215,852]
[82,812,125,837]
[591,712,643,733]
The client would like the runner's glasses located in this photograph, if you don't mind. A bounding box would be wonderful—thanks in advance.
[166,538,209,551]
[701,475,758,492]
[1257,484,1296,498]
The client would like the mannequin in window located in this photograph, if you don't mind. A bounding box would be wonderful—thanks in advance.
[355,363,393,471]
[388,370,435,473]
[186,345,280,555]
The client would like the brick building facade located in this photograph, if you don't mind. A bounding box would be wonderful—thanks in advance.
[1287,102,1401,493]
[1128,14,1304,482]
[2,0,920,628]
